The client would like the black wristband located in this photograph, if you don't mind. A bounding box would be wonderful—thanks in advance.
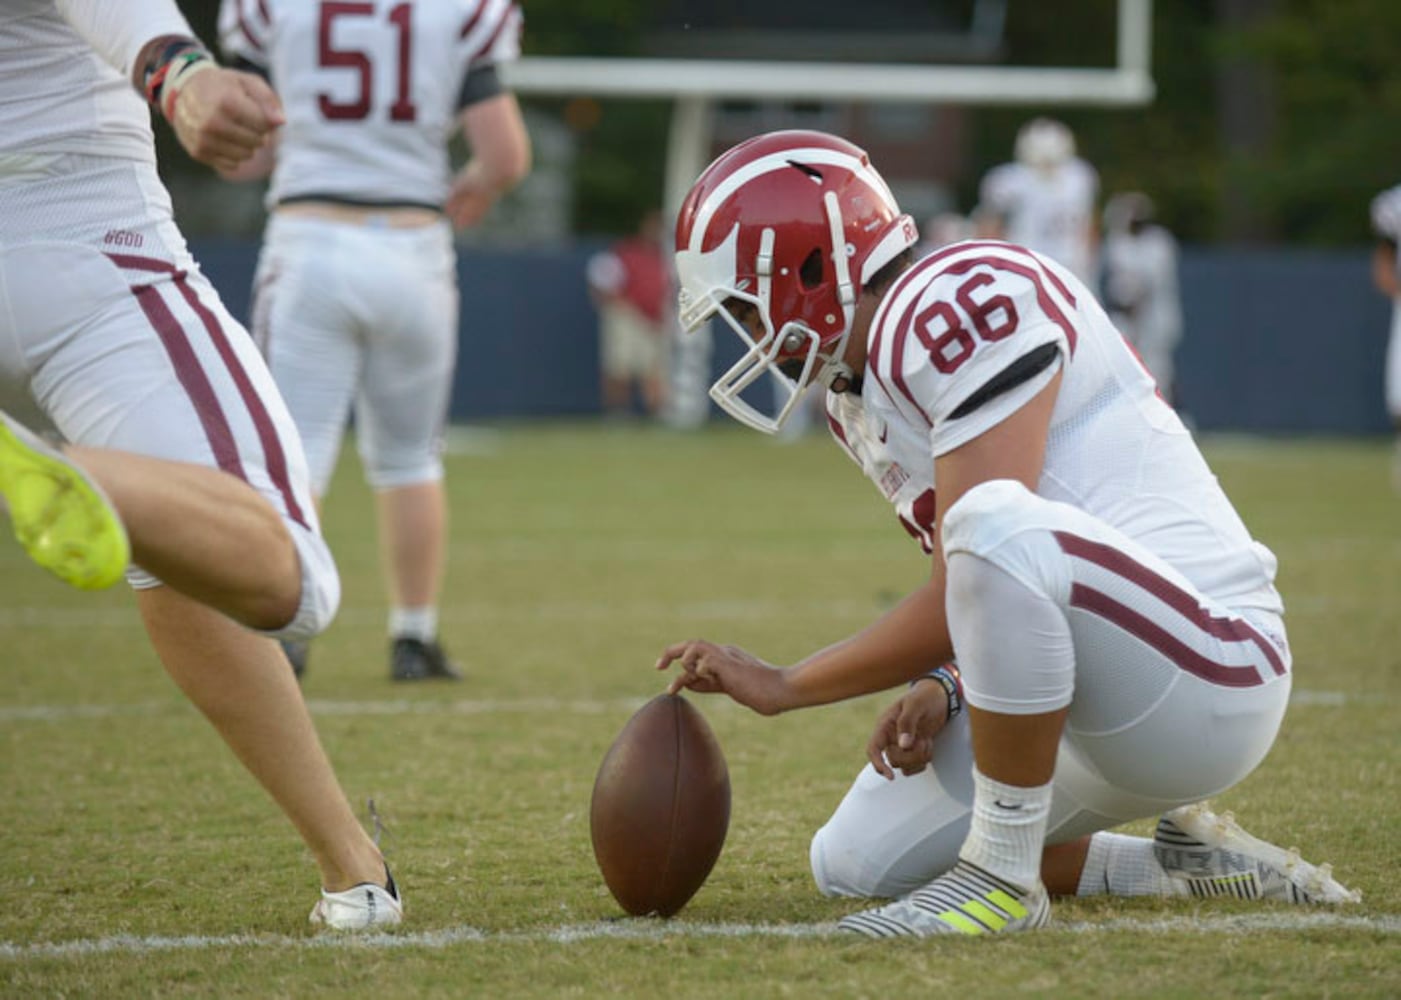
[917,664,963,720]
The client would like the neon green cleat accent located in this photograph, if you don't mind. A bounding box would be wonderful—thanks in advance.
[0,414,129,590]
[839,860,1051,938]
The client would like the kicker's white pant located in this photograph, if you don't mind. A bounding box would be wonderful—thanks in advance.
[252,214,459,495]
[811,479,1290,899]
[0,164,337,640]
[1388,301,1401,420]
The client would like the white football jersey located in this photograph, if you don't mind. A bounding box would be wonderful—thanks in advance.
[827,240,1282,614]
[978,159,1099,283]
[0,0,191,167]
[1101,226,1182,350]
[219,0,521,207]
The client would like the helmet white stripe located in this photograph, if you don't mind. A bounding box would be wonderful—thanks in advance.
[687,147,898,252]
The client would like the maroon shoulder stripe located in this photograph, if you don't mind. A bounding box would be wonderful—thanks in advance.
[458,0,487,39]
[868,241,1080,425]
[1054,530,1287,680]
[877,292,936,427]
[467,2,516,63]
[942,255,1078,356]
[902,240,1077,309]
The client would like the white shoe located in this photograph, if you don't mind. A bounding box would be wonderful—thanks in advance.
[309,870,403,930]
[1154,803,1361,904]
[838,860,1051,938]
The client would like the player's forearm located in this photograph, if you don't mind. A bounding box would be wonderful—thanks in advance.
[1372,244,1399,298]
[459,95,532,194]
[779,578,954,710]
[55,0,199,86]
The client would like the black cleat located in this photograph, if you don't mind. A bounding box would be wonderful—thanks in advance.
[390,637,463,682]
[282,640,310,680]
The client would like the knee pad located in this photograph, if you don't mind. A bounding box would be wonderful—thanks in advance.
[943,483,1077,715]
[809,822,901,899]
[810,823,867,898]
[941,479,1072,606]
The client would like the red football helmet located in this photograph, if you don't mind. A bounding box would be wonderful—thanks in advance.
[674,130,917,433]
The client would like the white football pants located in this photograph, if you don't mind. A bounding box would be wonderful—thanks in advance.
[251,213,459,496]
[0,157,337,640]
[810,479,1291,898]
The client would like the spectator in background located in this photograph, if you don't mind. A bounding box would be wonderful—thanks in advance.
[975,117,1099,286]
[1369,184,1401,493]
[587,209,672,420]
[218,0,531,682]
[1101,192,1184,404]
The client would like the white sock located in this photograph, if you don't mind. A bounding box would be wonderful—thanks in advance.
[389,605,437,642]
[958,768,1052,890]
[1077,831,1187,897]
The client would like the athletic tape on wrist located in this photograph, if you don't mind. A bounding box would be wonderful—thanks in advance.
[141,38,205,104]
[159,51,216,121]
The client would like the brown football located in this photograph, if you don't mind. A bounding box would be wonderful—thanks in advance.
[590,693,731,917]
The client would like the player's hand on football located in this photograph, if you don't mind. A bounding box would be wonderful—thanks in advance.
[866,678,953,780]
[171,68,284,174]
[656,640,790,716]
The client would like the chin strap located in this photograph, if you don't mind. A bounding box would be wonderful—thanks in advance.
[817,191,858,391]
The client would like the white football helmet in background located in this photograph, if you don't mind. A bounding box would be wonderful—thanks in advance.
[1015,117,1076,172]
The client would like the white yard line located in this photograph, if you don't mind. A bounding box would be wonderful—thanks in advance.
[0,689,1381,723]
[0,597,883,630]
[2,911,1398,959]
[0,696,655,722]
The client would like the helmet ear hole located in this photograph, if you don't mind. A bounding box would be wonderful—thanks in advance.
[799,249,824,290]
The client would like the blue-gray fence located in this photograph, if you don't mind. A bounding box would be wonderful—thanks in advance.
[191,240,1394,435]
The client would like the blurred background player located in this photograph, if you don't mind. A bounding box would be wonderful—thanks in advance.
[1101,191,1184,404]
[586,209,671,421]
[1369,183,1401,493]
[660,130,1355,938]
[0,0,397,928]
[218,0,531,681]
[916,211,973,257]
[975,116,1100,286]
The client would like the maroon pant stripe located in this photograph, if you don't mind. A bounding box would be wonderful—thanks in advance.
[1054,530,1287,682]
[170,276,308,530]
[132,285,247,480]
[105,252,177,273]
[1069,583,1264,688]
[112,250,309,531]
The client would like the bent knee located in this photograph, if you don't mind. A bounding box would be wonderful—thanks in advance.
[262,526,341,640]
[940,479,1037,553]
[810,824,930,900]
[810,825,879,899]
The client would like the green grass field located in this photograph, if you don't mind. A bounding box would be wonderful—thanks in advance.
[2,424,1398,998]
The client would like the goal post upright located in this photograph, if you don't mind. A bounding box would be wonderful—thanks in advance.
[501,0,1155,216]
